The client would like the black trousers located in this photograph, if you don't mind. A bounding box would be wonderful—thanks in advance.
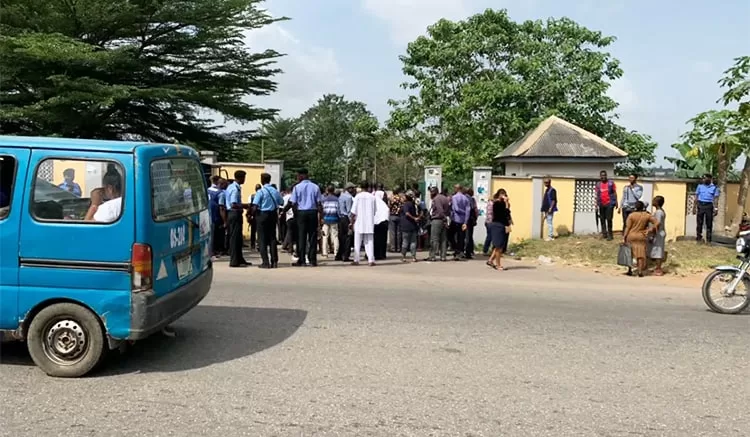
[697,201,714,242]
[278,216,286,246]
[598,205,614,238]
[337,216,352,260]
[464,225,475,257]
[297,210,318,266]
[374,221,388,260]
[257,211,279,266]
[449,222,466,256]
[212,222,225,255]
[228,210,246,266]
[249,215,257,248]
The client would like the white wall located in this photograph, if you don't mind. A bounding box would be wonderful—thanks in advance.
[504,162,616,178]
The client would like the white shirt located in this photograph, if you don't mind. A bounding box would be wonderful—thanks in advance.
[351,191,376,234]
[94,197,122,223]
[375,196,389,224]
[282,194,294,221]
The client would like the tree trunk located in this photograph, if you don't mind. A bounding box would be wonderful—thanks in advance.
[716,144,729,236]
[728,155,750,236]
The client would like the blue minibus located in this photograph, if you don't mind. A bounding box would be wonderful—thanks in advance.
[0,136,213,377]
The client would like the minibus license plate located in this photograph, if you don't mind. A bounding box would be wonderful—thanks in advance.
[177,255,193,279]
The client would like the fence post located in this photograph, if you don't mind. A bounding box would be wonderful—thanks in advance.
[424,165,442,211]
[472,167,492,248]
[263,159,284,188]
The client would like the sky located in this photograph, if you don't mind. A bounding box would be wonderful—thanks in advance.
[239,0,750,166]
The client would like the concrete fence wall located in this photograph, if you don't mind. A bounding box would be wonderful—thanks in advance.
[479,173,747,243]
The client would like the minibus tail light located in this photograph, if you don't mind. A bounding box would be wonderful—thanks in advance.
[131,243,153,291]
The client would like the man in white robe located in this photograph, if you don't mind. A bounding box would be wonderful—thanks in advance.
[350,181,377,265]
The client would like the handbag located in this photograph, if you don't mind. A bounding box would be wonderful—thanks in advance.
[617,244,633,267]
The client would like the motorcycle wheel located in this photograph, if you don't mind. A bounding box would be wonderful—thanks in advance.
[702,270,750,314]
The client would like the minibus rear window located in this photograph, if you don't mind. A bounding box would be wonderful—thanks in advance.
[151,158,207,221]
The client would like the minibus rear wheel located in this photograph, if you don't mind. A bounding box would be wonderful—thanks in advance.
[27,303,105,378]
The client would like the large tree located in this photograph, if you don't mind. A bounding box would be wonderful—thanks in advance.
[243,117,309,188]
[387,9,656,180]
[298,94,379,185]
[677,56,750,236]
[0,0,283,146]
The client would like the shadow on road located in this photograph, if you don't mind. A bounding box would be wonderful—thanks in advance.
[0,305,307,375]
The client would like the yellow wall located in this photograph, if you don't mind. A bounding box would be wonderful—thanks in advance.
[723,183,750,224]
[610,178,629,231]
[548,178,575,237]
[52,160,89,195]
[653,181,686,241]
[218,163,265,238]
[491,177,533,242]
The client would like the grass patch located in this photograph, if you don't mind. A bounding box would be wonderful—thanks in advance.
[509,235,738,275]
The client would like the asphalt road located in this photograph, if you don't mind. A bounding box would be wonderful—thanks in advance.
[1,254,748,437]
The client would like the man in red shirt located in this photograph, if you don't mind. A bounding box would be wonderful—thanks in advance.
[595,170,619,241]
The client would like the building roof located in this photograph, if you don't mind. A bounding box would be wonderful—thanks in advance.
[495,116,628,161]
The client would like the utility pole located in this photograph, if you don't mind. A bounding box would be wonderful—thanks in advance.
[260,139,265,163]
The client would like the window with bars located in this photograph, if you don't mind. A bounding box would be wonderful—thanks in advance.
[574,180,598,213]
[151,157,207,221]
[685,183,698,215]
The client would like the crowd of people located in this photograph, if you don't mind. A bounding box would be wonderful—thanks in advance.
[205,167,721,276]
[206,168,516,270]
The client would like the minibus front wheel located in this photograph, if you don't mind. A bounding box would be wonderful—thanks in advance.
[27,303,105,378]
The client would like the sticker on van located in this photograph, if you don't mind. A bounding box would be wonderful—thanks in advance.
[199,209,210,238]
[170,224,186,248]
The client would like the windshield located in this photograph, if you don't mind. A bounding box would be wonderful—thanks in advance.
[151,158,208,221]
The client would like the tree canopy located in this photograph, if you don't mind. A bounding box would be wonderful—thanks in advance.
[298,94,379,186]
[0,0,283,147]
[675,56,750,235]
[388,9,656,180]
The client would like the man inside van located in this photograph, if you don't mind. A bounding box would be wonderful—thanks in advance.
[226,170,251,267]
[85,171,122,223]
[58,168,82,197]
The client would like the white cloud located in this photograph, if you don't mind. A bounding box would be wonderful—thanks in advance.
[235,20,343,123]
[362,0,472,44]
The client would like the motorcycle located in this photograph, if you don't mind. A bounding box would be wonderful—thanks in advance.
[702,230,750,314]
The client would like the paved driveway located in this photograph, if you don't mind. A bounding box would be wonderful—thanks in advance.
[1,254,747,436]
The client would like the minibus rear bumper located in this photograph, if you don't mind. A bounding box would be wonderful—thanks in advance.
[128,265,213,340]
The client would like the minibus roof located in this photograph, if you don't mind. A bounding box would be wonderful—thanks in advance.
[0,135,176,154]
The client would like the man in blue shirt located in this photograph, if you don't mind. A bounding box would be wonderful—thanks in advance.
[285,168,322,267]
[226,170,251,267]
[694,173,720,243]
[252,173,284,268]
[449,184,471,260]
[336,182,356,262]
[58,168,82,197]
[207,176,227,257]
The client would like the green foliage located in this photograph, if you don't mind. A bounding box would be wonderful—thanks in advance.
[0,0,283,147]
[387,9,656,181]
[245,118,309,188]
[675,56,750,233]
[298,94,379,186]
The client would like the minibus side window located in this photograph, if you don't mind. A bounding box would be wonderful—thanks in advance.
[30,158,125,223]
[0,155,17,220]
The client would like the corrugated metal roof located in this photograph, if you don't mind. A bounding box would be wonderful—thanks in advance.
[496,116,628,159]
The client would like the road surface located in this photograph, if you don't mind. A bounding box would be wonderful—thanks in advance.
[1,255,748,436]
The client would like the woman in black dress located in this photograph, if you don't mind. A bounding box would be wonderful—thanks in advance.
[488,189,511,270]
